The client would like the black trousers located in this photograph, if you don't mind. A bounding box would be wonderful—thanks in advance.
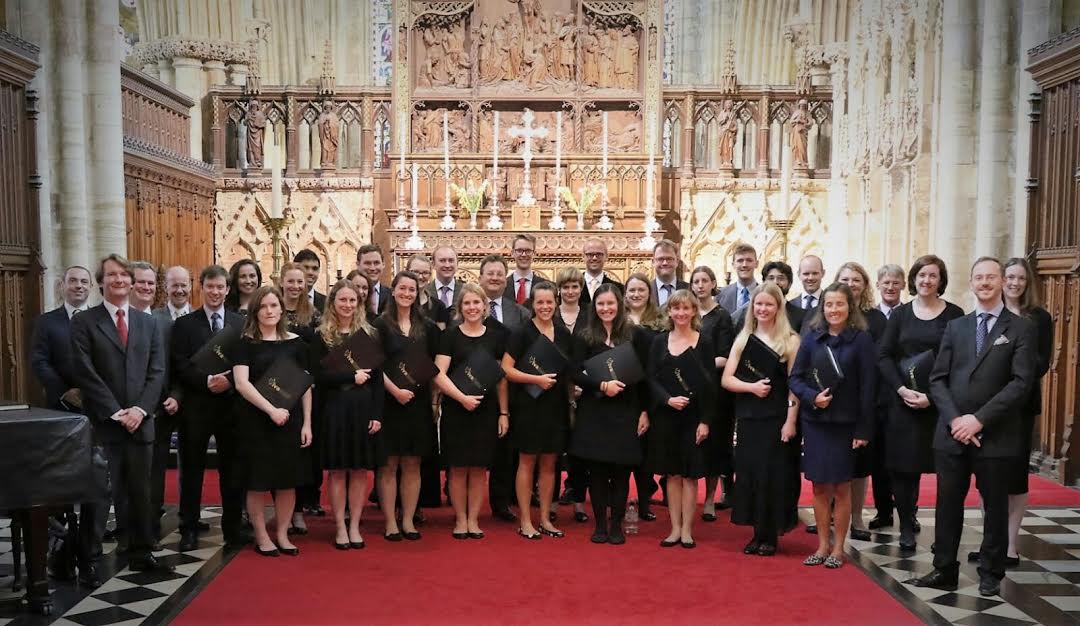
[488,436,518,511]
[933,451,1011,582]
[587,462,630,530]
[101,439,154,558]
[891,471,921,532]
[150,411,177,536]
[566,455,590,503]
[178,413,244,538]
[870,413,894,518]
[418,454,443,508]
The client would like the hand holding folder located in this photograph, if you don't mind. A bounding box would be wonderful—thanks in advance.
[385,342,439,391]
[449,349,506,397]
[254,357,313,412]
[520,334,569,399]
[190,326,241,376]
[810,345,845,392]
[898,349,934,393]
[582,341,644,388]
[734,335,782,383]
[320,329,385,376]
[658,347,710,400]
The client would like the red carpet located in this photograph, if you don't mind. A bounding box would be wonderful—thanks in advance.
[173,504,921,626]
[165,469,1080,508]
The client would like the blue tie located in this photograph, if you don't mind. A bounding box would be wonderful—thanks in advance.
[211,311,222,333]
[975,312,991,356]
[738,287,749,309]
[490,300,498,321]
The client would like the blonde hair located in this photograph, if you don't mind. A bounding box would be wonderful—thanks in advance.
[834,261,876,310]
[455,282,489,322]
[733,283,796,360]
[663,289,702,331]
[318,279,376,346]
[556,266,584,290]
[625,272,664,329]
[279,262,317,326]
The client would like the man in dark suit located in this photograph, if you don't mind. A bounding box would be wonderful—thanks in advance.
[790,254,825,314]
[580,237,623,306]
[31,266,92,410]
[906,257,1036,597]
[717,243,759,314]
[294,249,326,311]
[428,245,466,318]
[731,261,806,332]
[651,239,690,308]
[70,254,171,575]
[504,233,542,307]
[171,265,248,550]
[479,254,530,521]
[358,243,392,314]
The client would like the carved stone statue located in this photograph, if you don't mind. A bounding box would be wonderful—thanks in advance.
[582,26,599,86]
[614,26,638,90]
[317,101,340,169]
[245,100,267,169]
[445,20,471,87]
[554,14,576,81]
[597,29,614,88]
[789,99,811,168]
[717,100,738,167]
[522,38,548,88]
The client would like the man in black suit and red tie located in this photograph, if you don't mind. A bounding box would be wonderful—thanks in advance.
[70,254,171,576]
[906,256,1036,597]
[580,237,623,306]
[358,243,392,314]
[504,233,540,308]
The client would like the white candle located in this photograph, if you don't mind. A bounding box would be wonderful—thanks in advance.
[779,146,792,219]
[411,162,418,211]
[443,111,450,181]
[647,119,655,209]
[399,123,406,173]
[554,111,562,194]
[601,111,609,179]
[493,111,500,196]
[270,149,283,218]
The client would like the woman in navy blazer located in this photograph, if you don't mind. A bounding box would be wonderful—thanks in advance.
[789,283,877,569]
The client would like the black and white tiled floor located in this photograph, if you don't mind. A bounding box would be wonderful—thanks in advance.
[837,506,1080,625]
[0,507,234,626]
[7,505,1080,625]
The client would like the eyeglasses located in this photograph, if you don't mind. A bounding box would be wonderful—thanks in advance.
[513,248,534,255]
[584,252,605,258]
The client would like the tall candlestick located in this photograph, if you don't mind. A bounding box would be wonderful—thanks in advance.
[399,123,406,172]
[601,111,609,179]
[270,148,283,218]
[487,111,503,229]
[779,146,792,219]
[550,110,565,230]
[406,162,424,249]
[597,111,613,230]
[440,111,455,229]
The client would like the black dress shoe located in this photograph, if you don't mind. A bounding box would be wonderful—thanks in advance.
[805,524,818,534]
[492,507,517,522]
[350,541,365,550]
[195,520,211,532]
[756,543,776,557]
[680,539,697,549]
[591,529,609,544]
[913,518,921,533]
[452,531,468,540]
[967,550,981,562]
[574,511,589,523]
[77,567,103,589]
[305,505,327,517]
[978,577,1001,597]
[905,569,958,591]
[255,545,280,557]
[850,528,872,541]
[639,508,657,522]
[868,515,893,530]
[334,541,350,550]
[129,555,175,572]
[743,539,761,554]
[151,541,163,552]
[661,538,680,548]
[287,525,308,536]
[467,531,485,539]
[899,528,917,552]
[384,532,403,542]
[1005,555,1020,567]
[278,546,300,556]
[539,527,564,538]
[403,531,422,541]
[702,512,717,522]
[715,497,733,511]
[224,529,254,548]
[179,530,199,552]
[608,529,626,545]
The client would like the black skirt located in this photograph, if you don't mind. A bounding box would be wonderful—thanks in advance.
[647,407,709,478]
[731,415,798,534]
[319,385,386,470]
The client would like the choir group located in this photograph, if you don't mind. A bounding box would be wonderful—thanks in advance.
[30,235,1051,598]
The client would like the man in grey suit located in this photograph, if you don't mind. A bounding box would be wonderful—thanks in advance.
[478,253,530,521]
[717,243,759,314]
[906,257,1036,597]
[428,245,466,319]
[71,254,172,574]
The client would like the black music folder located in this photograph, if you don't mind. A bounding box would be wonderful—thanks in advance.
[810,345,845,391]
[520,334,569,399]
[658,347,710,398]
[734,334,782,383]
[583,341,644,387]
[449,349,506,396]
[898,349,935,393]
[320,329,386,375]
[254,357,313,410]
[385,343,440,391]
[190,325,241,376]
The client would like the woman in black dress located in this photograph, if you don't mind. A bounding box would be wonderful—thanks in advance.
[373,271,439,541]
[623,273,664,521]
[691,266,736,521]
[790,284,877,569]
[648,290,717,548]
[571,283,650,545]
[232,286,313,557]
[310,279,385,550]
[723,283,801,557]
[503,282,573,540]
[554,267,591,523]
[998,257,1054,565]
[835,262,888,541]
[225,258,262,315]
[434,283,509,539]
[878,255,964,551]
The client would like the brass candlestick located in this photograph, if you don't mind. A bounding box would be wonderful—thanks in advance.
[767,218,795,262]
[260,211,294,277]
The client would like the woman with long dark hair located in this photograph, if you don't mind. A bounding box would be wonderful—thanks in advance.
[225,259,262,314]
[571,283,650,545]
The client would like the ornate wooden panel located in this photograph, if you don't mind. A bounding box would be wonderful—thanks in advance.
[1026,27,1080,483]
[0,30,41,404]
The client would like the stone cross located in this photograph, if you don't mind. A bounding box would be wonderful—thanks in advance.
[507,108,548,207]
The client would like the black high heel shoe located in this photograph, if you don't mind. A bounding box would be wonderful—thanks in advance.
[255,545,280,557]
[539,527,565,538]
[333,541,350,551]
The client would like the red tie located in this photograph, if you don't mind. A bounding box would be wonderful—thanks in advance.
[516,277,527,304]
[116,309,128,348]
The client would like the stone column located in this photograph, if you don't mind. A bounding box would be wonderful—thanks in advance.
[87,0,126,259]
[972,0,1015,260]
[680,91,695,177]
[55,0,91,268]
[757,93,770,175]
[1013,0,1062,256]
[932,0,978,301]
[172,57,204,160]
[156,58,174,85]
[360,95,374,178]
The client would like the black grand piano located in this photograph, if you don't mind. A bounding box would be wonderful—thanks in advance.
[0,404,95,615]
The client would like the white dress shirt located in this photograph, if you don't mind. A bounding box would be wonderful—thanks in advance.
[654,277,676,306]
[64,302,88,319]
[585,272,605,298]
[511,271,534,300]
[489,297,503,323]
[101,300,145,418]
[799,290,823,310]
[435,279,456,307]
[168,301,191,320]
[974,301,1004,334]
[878,302,897,319]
